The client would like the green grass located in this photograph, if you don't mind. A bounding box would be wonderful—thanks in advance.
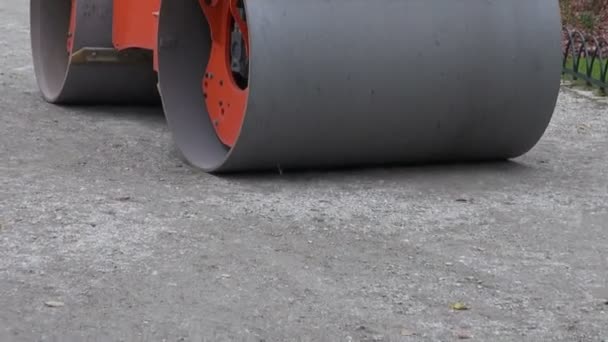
[562,57,607,95]
[563,57,606,80]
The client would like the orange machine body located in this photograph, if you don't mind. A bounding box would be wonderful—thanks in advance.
[108,0,247,146]
[112,0,161,69]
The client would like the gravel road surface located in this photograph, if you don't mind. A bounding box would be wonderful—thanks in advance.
[1,2,607,341]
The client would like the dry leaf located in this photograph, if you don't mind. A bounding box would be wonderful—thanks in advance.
[454,330,472,339]
[450,302,469,311]
[576,124,591,134]
[44,301,64,308]
[400,329,415,336]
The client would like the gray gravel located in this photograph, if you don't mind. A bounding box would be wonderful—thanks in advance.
[1,1,608,341]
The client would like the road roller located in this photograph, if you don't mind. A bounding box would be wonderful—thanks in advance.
[30,0,563,173]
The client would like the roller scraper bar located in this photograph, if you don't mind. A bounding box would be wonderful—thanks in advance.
[31,0,563,173]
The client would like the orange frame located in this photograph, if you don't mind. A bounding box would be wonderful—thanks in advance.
[112,0,161,69]
[109,0,248,147]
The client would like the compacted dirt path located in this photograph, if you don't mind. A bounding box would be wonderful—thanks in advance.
[1,2,607,341]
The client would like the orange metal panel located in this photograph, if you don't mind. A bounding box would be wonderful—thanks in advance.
[112,0,160,51]
[201,0,248,147]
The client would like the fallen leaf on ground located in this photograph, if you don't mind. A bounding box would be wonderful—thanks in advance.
[450,302,469,311]
[400,329,415,336]
[44,301,64,308]
[576,124,591,134]
[454,330,472,339]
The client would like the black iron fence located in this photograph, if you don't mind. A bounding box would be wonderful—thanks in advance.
[562,28,608,93]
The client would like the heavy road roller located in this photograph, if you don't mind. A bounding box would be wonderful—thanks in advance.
[30,0,563,173]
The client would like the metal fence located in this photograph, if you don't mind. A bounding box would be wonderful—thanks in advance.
[562,28,608,92]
